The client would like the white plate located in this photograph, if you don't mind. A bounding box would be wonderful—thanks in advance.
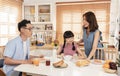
[63,55,72,61]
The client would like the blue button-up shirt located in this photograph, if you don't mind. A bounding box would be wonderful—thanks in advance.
[3,36,30,76]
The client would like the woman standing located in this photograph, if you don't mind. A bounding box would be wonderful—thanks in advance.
[57,31,85,58]
[79,11,103,60]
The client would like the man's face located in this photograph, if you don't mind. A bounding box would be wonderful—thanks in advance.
[21,23,33,38]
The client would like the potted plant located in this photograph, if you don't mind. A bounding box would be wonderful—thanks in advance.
[116,54,120,75]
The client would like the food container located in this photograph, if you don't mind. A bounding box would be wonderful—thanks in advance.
[39,9,50,13]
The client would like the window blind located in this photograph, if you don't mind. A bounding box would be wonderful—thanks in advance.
[0,0,22,46]
[56,1,110,43]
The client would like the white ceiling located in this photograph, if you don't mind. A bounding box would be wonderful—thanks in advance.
[23,0,110,3]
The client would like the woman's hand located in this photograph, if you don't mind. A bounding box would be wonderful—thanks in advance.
[86,58,90,63]
[86,58,91,63]
[78,55,86,59]
[79,39,83,43]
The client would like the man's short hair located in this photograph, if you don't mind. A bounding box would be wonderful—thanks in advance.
[18,19,31,31]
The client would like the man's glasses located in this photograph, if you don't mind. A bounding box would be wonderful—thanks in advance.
[23,27,33,31]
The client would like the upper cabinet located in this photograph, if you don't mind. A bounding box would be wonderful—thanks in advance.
[38,5,50,22]
[23,3,56,45]
[23,3,51,23]
[24,5,35,22]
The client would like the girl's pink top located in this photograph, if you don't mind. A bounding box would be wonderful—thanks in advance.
[60,42,78,56]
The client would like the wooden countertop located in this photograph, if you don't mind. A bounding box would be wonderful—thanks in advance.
[30,44,54,50]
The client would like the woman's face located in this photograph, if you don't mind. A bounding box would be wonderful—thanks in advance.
[83,16,89,28]
[65,37,74,43]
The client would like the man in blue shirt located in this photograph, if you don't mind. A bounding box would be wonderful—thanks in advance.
[3,19,33,76]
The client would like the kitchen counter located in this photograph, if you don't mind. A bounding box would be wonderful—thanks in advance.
[30,44,54,50]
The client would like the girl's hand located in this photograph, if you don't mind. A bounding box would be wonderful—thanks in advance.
[60,53,64,59]
[61,53,64,57]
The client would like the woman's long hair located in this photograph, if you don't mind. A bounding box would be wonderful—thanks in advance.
[83,11,98,32]
[60,31,75,54]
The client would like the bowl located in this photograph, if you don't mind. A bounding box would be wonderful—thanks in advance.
[36,42,44,46]
[63,55,72,61]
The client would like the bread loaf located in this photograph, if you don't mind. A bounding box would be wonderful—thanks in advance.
[53,60,64,67]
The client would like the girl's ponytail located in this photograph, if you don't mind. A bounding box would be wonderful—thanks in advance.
[60,40,66,54]
[72,42,75,51]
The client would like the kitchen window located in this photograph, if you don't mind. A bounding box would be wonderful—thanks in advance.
[0,9,18,45]
[56,1,110,43]
[0,0,22,46]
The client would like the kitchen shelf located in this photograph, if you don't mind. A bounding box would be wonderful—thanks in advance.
[23,3,55,45]
[23,4,51,22]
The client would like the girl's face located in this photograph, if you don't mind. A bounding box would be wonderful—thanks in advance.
[83,16,89,28]
[66,37,74,43]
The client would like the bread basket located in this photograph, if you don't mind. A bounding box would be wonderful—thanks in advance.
[104,68,117,73]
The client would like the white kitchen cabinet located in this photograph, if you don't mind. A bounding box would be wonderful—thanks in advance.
[24,5,35,22]
[23,3,52,23]
[23,3,55,44]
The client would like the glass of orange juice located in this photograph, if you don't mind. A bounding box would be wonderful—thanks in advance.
[32,58,40,66]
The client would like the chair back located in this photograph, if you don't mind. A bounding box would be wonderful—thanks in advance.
[0,69,6,76]
[0,46,5,59]
[93,48,104,60]
[104,47,118,61]
[0,59,4,68]
[93,47,118,61]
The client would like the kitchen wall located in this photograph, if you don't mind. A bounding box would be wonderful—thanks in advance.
[23,0,111,32]
[24,0,91,31]
[110,0,120,46]
[24,0,119,44]
[110,0,119,35]
[24,0,110,3]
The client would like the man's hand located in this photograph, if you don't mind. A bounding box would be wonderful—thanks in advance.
[39,55,44,58]
[22,59,32,64]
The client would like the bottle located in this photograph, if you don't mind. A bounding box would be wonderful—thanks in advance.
[39,17,42,22]
[45,24,47,30]
[35,34,38,45]
[46,59,50,66]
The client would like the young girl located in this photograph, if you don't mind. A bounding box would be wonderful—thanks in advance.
[57,31,85,58]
